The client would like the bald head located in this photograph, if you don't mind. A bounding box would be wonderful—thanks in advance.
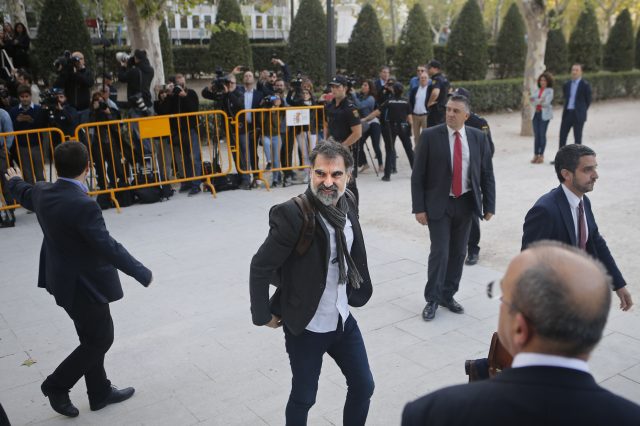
[500,241,611,358]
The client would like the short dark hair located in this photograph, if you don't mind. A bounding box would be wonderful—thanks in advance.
[16,84,31,96]
[54,142,89,178]
[309,140,354,171]
[537,72,554,88]
[554,144,596,182]
[447,94,470,113]
[512,242,611,357]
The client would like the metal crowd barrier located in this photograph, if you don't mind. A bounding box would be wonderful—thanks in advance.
[0,127,67,212]
[234,105,325,189]
[75,110,233,210]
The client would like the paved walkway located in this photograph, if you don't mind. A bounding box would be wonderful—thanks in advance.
[1,99,639,425]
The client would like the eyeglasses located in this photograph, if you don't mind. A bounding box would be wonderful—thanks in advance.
[487,280,530,320]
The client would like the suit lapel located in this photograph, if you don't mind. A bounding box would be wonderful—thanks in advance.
[440,125,452,174]
[554,186,577,246]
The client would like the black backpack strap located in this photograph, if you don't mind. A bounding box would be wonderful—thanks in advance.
[344,188,359,217]
[293,193,316,256]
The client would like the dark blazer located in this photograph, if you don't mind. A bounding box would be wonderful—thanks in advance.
[8,178,152,310]
[237,86,265,110]
[250,196,372,336]
[562,78,592,123]
[402,366,640,426]
[411,124,496,220]
[409,85,429,112]
[522,185,626,290]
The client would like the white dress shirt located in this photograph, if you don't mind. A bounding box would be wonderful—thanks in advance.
[413,85,428,115]
[244,88,254,122]
[512,352,590,373]
[447,125,470,196]
[305,214,353,333]
[561,184,589,245]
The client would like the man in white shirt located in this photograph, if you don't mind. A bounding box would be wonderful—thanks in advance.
[250,141,374,425]
[409,73,430,148]
[402,241,640,426]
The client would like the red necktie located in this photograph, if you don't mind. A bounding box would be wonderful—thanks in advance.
[578,200,587,250]
[452,131,462,197]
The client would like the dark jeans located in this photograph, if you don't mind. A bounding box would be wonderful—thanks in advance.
[284,315,374,426]
[383,121,414,178]
[359,122,382,167]
[468,214,480,256]
[42,289,113,403]
[532,112,550,155]
[425,193,474,303]
[239,129,257,184]
[559,109,584,147]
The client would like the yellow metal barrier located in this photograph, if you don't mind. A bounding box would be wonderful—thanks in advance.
[234,105,325,189]
[0,127,67,212]
[74,109,233,210]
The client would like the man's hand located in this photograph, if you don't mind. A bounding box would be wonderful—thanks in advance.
[415,212,428,226]
[232,65,243,74]
[484,212,494,221]
[616,287,633,311]
[178,87,187,97]
[16,113,33,123]
[265,314,282,328]
[4,167,22,181]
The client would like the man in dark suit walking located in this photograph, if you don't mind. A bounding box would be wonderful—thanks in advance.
[250,141,374,425]
[522,144,633,311]
[5,142,153,418]
[402,241,640,426]
[558,63,592,151]
[411,94,495,321]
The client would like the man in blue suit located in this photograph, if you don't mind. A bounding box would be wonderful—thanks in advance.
[6,142,153,418]
[236,70,265,189]
[522,144,633,311]
[558,64,591,151]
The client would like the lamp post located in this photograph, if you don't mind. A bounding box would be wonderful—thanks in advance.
[326,0,336,81]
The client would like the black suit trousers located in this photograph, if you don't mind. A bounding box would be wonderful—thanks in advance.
[425,193,474,302]
[559,110,584,147]
[43,289,113,402]
[467,214,480,255]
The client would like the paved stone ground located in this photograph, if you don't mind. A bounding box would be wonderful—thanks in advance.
[1,99,639,425]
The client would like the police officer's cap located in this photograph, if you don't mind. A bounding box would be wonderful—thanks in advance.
[449,87,471,101]
[329,76,349,86]
[427,60,442,69]
[51,87,65,95]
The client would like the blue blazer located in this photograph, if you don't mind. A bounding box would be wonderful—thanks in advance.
[562,79,591,123]
[522,185,626,290]
[8,178,152,309]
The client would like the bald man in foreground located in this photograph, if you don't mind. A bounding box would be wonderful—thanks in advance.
[402,241,640,426]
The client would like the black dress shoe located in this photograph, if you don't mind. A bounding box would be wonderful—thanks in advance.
[41,385,79,418]
[440,298,464,314]
[465,253,479,265]
[422,301,438,321]
[89,386,135,411]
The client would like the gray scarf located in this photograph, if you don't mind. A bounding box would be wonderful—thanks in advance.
[306,186,363,289]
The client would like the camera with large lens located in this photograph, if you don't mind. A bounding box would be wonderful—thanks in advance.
[98,100,109,111]
[347,74,358,89]
[128,93,149,114]
[115,51,130,63]
[210,67,230,100]
[40,89,58,109]
[291,71,303,92]
[172,84,183,96]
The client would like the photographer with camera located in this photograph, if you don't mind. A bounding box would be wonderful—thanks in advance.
[40,87,78,148]
[117,49,154,118]
[258,56,290,95]
[363,81,414,182]
[167,74,201,196]
[53,51,94,124]
[9,85,47,183]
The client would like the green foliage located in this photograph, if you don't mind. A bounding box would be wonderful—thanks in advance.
[252,43,288,72]
[346,4,386,79]
[159,20,175,77]
[394,4,433,82]
[494,3,525,79]
[545,29,569,75]
[288,0,327,84]
[568,6,601,72]
[446,0,489,81]
[603,9,634,72]
[209,0,252,72]
[33,0,96,83]
[636,26,640,70]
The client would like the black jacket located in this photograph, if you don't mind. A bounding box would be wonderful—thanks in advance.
[402,366,640,426]
[54,67,94,111]
[8,178,151,310]
[118,58,154,107]
[250,195,373,336]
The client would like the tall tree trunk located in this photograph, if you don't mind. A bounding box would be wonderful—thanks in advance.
[122,0,165,98]
[520,0,548,137]
[389,0,396,44]
[7,0,28,27]
[492,0,505,40]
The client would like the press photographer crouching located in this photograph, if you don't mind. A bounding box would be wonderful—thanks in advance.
[53,51,94,124]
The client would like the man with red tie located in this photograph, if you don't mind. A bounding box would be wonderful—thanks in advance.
[522,144,633,311]
[411,94,496,321]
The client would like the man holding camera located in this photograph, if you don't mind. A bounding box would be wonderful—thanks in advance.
[117,49,154,118]
[42,88,78,148]
[54,51,94,125]
[258,57,290,95]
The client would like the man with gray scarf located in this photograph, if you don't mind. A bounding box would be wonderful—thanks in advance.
[250,141,374,426]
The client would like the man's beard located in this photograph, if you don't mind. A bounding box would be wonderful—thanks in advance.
[311,182,344,206]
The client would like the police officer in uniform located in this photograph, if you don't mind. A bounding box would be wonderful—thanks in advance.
[450,88,495,266]
[363,81,414,182]
[426,60,449,127]
[323,75,362,201]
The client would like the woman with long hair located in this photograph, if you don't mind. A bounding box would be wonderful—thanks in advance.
[529,72,554,164]
[353,79,383,172]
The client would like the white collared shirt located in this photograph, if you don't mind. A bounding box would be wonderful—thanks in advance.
[512,352,590,373]
[413,85,428,115]
[447,125,470,196]
[305,214,353,333]
[244,88,254,122]
[561,184,589,245]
